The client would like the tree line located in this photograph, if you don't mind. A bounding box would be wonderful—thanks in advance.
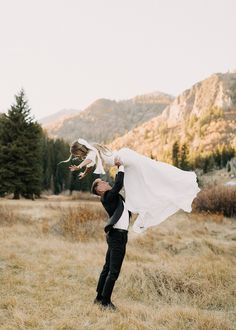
[171,141,235,173]
[0,89,99,199]
[1,89,235,199]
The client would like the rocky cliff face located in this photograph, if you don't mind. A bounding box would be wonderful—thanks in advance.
[161,72,235,127]
[109,71,236,162]
[41,71,236,163]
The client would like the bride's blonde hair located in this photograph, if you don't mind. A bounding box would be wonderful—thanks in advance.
[70,141,89,159]
[92,143,113,157]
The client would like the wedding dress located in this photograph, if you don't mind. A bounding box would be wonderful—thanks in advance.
[79,139,201,233]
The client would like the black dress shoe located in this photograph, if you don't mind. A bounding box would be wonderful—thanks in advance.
[93,297,102,305]
[101,301,117,310]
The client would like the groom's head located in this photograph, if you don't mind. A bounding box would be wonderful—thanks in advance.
[91,178,111,196]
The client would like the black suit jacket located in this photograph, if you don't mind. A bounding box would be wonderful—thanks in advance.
[101,170,131,233]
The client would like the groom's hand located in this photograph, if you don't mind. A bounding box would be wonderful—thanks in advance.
[114,156,123,167]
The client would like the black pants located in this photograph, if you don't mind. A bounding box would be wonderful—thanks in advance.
[96,228,128,303]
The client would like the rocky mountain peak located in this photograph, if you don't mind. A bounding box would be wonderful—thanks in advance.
[161,71,236,128]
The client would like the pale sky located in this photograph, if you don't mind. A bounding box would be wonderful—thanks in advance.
[0,0,236,120]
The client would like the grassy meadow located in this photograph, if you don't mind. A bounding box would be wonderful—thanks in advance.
[0,194,236,330]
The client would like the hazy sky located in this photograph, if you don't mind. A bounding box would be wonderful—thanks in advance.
[1,0,236,120]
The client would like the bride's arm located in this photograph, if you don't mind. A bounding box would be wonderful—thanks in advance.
[78,165,94,179]
[79,158,94,169]
[69,150,97,172]
[69,158,93,171]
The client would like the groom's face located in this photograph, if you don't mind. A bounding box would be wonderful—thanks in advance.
[96,181,111,195]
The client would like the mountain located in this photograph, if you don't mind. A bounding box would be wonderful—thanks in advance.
[43,92,174,143]
[39,109,80,131]
[108,71,236,162]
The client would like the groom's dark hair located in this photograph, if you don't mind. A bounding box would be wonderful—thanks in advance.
[91,178,102,195]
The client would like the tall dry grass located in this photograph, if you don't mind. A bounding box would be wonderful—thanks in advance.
[69,191,100,202]
[0,205,33,226]
[50,190,100,202]
[47,204,107,241]
[0,205,16,226]
[0,198,235,329]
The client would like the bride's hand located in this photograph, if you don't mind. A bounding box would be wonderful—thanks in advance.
[69,165,79,172]
[78,172,86,180]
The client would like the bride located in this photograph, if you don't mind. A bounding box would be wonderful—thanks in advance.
[66,138,201,233]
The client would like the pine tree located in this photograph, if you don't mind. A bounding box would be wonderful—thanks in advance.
[221,144,235,168]
[41,136,71,193]
[0,88,43,199]
[179,143,190,170]
[172,141,179,167]
[55,156,99,194]
[213,146,221,168]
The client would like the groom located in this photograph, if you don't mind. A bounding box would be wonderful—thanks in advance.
[91,158,131,310]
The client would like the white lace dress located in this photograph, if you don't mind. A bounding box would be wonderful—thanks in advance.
[85,147,201,233]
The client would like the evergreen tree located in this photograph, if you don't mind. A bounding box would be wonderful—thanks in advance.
[213,145,222,168]
[220,144,235,167]
[172,141,179,167]
[41,135,53,190]
[0,89,43,199]
[56,157,99,194]
[41,136,71,193]
[179,143,190,170]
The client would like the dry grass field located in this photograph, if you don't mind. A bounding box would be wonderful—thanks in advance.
[0,195,236,330]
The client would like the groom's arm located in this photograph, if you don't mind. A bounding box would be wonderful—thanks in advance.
[107,165,124,196]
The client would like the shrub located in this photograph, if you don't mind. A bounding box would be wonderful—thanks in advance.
[192,185,236,217]
[56,204,107,241]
